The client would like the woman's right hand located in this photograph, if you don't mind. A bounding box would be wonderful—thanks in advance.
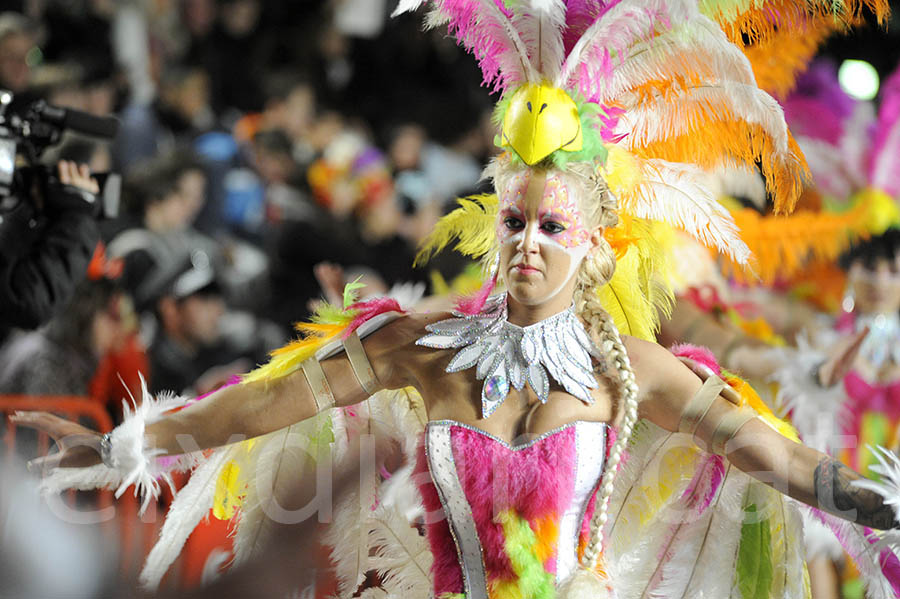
[8,411,104,472]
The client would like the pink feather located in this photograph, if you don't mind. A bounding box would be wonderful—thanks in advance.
[868,65,900,197]
[563,0,621,55]
[433,0,534,93]
[670,343,722,375]
[343,297,404,339]
[807,507,900,595]
[680,454,726,513]
[454,272,497,316]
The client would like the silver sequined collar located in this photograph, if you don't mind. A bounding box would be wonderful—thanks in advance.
[416,294,600,417]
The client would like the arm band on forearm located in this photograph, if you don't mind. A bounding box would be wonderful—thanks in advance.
[679,375,728,437]
[301,357,336,411]
[710,408,758,455]
[342,331,380,396]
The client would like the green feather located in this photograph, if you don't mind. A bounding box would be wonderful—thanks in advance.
[736,501,774,599]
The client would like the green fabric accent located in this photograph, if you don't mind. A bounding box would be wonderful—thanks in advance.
[860,412,890,479]
[842,577,865,599]
[438,594,466,599]
[499,512,556,599]
[736,503,774,599]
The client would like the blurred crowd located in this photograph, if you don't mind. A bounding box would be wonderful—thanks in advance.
[0,0,494,421]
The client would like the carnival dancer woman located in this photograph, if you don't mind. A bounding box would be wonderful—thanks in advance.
[14,1,900,598]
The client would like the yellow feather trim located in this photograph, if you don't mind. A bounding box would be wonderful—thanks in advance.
[725,374,800,442]
[415,194,499,266]
[596,220,674,341]
[213,460,243,520]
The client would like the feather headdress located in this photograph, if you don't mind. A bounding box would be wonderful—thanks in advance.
[399,0,830,337]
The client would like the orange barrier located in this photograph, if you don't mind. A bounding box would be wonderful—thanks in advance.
[0,395,225,590]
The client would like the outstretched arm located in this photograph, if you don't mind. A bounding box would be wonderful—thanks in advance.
[14,312,427,470]
[632,337,899,530]
[726,419,898,529]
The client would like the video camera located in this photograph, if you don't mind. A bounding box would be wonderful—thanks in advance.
[0,89,121,219]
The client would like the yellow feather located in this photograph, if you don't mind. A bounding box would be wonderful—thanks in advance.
[415,194,499,265]
[596,219,674,341]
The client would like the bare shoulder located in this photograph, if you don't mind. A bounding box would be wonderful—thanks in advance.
[621,336,689,391]
[363,311,453,385]
[365,311,453,350]
[621,335,703,429]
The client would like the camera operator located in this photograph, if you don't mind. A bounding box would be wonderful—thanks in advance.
[0,160,101,342]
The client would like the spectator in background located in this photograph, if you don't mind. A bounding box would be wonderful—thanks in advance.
[0,11,43,122]
[197,0,270,117]
[0,276,130,397]
[0,12,35,96]
[234,72,318,170]
[143,251,236,395]
[107,150,221,305]
[113,64,215,171]
[254,128,367,328]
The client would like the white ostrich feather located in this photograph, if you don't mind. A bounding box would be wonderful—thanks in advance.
[801,507,845,561]
[596,15,754,105]
[368,502,432,596]
[621,158,750,263]
[617,81,791,155]
[707,163,766,209]
[515,0,566,80]
[558,0,676,93]
[391,0,425,17]
[40,375,194,515]
[231,413,336,566]
[321,403,382,598]
[604,423,701,597]
[138,446,237,590]
[852,445,900,524]
[802,506,900,599]
[648,466,750,599]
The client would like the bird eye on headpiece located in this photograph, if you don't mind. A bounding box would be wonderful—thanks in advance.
[501,83,582,165]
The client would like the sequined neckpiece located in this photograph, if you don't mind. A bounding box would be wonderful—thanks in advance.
[416,294,600,417]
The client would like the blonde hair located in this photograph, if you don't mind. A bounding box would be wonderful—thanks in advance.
[492,157,641,573]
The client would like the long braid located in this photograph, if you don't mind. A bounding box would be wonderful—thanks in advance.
[574,275,641,571]
[569,165,640,573]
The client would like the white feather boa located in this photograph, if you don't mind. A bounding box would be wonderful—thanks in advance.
[40,377,195,515]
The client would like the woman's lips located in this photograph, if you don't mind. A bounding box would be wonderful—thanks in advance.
[513,264,541,275]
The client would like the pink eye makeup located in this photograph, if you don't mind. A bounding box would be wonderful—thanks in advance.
[496,171,590,250]
[539,173,590,249]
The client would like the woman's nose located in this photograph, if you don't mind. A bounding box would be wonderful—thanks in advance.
[517,222,539,253]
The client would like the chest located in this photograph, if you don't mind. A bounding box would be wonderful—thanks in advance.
[416,348,617,443]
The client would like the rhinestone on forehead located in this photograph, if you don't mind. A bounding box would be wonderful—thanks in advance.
[416,293,601,417]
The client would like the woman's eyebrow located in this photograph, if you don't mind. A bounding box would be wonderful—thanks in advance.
[500,204,525,215]
[538,208,576,221]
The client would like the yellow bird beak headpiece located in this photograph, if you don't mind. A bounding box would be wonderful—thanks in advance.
[501,83,583,165]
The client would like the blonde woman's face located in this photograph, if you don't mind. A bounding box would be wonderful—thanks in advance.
[497,169,599,307]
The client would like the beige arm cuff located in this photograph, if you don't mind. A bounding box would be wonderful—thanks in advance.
[301,357,336,411]
[341,331,380,396]
[710,408,758,455]
[679,375,728,436]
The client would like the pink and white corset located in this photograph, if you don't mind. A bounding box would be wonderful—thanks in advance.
[414,420,610,598]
